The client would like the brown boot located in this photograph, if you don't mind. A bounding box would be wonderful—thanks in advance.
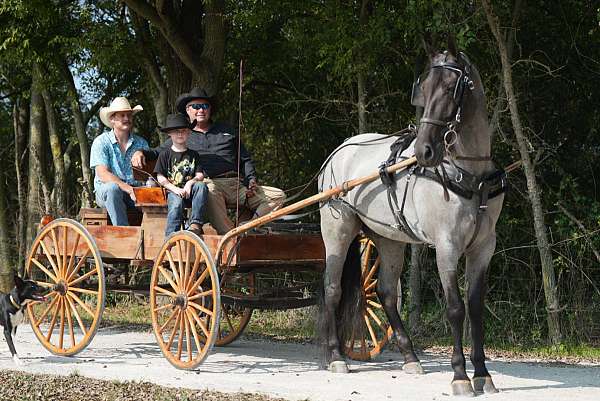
[188,223,203,236]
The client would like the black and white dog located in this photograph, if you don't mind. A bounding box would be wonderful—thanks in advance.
[0,275,46,364]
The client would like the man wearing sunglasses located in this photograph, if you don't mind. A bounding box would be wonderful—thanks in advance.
[132,87,285,234]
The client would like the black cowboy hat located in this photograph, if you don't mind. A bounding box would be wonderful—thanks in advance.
[175,88,212,114]
[159,113,197,133]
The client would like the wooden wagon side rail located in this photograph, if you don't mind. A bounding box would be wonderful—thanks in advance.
[215,156,417,266]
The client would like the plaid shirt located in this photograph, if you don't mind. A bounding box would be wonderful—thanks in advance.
[90,130,149,191]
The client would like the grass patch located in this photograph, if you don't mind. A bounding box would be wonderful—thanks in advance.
[0,370,288,401]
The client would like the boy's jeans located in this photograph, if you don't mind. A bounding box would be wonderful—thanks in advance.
[166,182,209,236]
[95,182,136,226]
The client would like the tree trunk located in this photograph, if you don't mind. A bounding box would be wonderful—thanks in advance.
[13,98,29,273]
[41,84,66,215]
[489,0,523,139]
[408,244,423,333]
[26,68,45,251]
[356,0,372,135]
[59,58,93,207]
[0,170,13,292]
[130,11,168,142]
[481,0,562,344]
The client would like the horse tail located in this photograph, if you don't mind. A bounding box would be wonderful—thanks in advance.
[316,236,365,366]
[337,236,365,355]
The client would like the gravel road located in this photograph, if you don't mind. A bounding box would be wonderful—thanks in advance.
[1,325,599,401]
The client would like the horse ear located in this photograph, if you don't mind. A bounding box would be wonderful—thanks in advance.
[447,33,458,56]
[13,274,24,288]
[422,32,437,58]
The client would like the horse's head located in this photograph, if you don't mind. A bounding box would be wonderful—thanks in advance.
[413,39,474,167]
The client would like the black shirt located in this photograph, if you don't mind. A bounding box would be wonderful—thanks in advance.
[153,148,203,188]
[145,122,257,184]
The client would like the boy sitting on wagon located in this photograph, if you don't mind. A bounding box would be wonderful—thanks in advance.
[154,114,208,236]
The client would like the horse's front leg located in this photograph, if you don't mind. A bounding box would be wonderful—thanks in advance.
[465,234,499,394]
[436,243,474,396]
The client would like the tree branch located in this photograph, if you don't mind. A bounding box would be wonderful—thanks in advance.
[556,202,600,264]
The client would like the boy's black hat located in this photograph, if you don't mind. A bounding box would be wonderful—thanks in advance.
[159,114,196,133]
[175,88,212,114]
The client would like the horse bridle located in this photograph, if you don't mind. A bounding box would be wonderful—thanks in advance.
[412,52,491,163]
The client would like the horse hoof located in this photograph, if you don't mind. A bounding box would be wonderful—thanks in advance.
[403,361,425,375]
[329,360,349,373]
[473,376,499,394]
[451,380,475,397]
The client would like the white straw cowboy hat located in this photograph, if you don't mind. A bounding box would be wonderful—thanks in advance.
[99,97,143,128]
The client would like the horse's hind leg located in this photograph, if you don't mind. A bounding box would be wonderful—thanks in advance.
[465,234,499,394]
[319,205,361,373]
[369,234,423,374]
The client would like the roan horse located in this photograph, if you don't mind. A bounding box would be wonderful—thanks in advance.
[318,41,506,396]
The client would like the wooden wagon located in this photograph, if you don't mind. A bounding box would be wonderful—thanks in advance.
[24,158,415,369]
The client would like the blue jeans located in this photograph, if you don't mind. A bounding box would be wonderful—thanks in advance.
[95,182,136,226]
[166,182,208,236]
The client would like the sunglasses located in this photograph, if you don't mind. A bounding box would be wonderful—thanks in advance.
[188,103,210,110]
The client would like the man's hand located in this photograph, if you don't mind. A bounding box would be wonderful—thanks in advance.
[131,150,146,168]
[246,178,258,198]
[123,184,137,202]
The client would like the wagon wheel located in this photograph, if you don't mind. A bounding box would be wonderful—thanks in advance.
[26,218,105,356]
[216,272,255,346]
[150,231,220,370]
[344,238,393,361]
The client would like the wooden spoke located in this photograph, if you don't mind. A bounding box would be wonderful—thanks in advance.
[36,281,55,288]
[366,307,383,326]
[31,259,58,283]
[188,267,209,295]
[188,289,213,301]
[45,297,62,342]
[68,286,98,296]
[65,295,87,336]
[177,311,185,361]
[59,295,66,350]
[65,232,80,279]
[223,308,234,331]
[364,315,378,345]
[157,266,180,292]
[183,240,192,287]
[68,268,98,287]
[166,311,181,350]
[188,307,210,337]
[185,252,202,293]
[186,310,203,355]
[365,278,378,292]
[66,249,91,282]
[364,258,380,285]
[64,296,76,348]
[176,240,184,289]
[35,295,59,327]
[188,300,214,317]
[61,226,68,278]
[153,286,177,298]
[67,291,95,318]
[367,299,382,309]
[159,308,179,334]
[183,313,192,361]
[50,228,62,278]
[153,303,174,313]
[165,250,182,288]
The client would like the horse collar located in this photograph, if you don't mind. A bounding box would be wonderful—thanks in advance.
[9,294,21,310]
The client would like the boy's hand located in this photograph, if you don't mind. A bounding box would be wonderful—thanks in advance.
[172,186,186,198]
[182,181,194,198]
